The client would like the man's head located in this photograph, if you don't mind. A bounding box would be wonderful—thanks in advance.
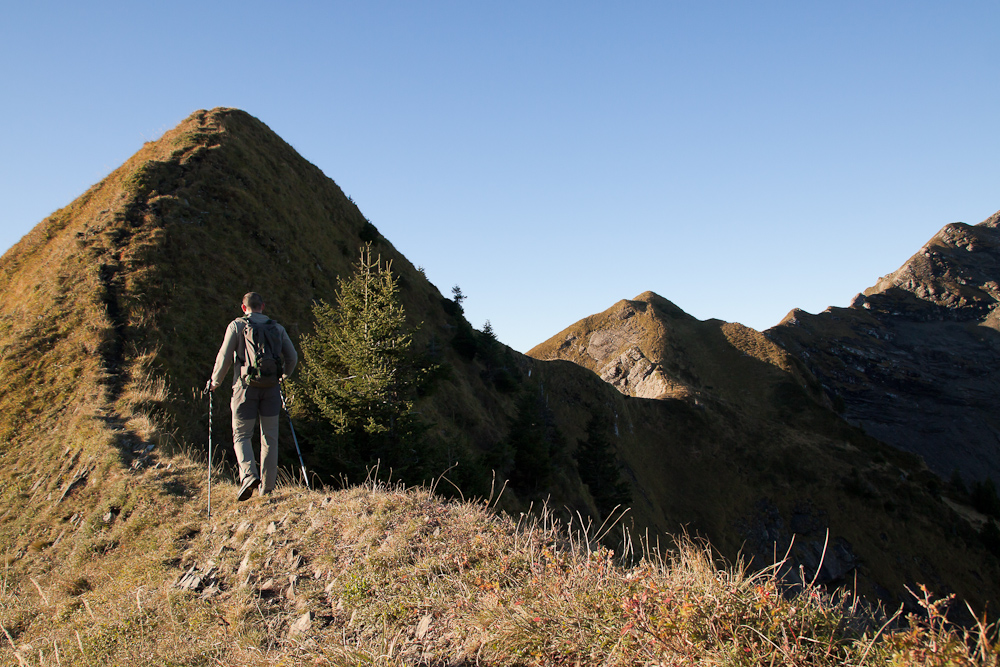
[242,292,264,314]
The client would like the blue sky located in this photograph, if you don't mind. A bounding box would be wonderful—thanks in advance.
[2,2,998,352]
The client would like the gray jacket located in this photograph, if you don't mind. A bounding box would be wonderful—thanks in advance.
[211,312,298,389]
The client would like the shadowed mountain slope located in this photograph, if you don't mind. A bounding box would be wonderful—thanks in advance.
[0,109,996,662]
[768,211,1000,484]
[528,291,1000,610]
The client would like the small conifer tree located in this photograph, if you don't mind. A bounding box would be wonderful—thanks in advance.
[575,414,632,520]
[481,319,496,343]
[492,388,567,495]
[478,320,519,393]
[971,477,1000,519]
[292,244,421,476]
[451,285,466,310]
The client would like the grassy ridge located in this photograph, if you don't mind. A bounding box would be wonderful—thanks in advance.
[0,107,998,664]
[1,465,996,665]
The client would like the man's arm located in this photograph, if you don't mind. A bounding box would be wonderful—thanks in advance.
[209,321,240,389]
[280,326,298,380]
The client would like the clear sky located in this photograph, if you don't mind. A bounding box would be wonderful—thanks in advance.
[3,2,998,352]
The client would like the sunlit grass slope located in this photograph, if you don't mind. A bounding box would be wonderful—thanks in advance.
[2,469,997,665]
[0,108,997,664]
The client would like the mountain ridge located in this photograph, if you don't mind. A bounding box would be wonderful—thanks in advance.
[768,209,1000,483]
[527,289,999,610]
[0,109,997,664]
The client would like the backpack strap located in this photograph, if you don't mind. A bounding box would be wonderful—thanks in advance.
[234,315,251,364]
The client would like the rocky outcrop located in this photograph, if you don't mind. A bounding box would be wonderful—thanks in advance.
[532,295,702,401]
[598,346,689,400]
[580,314,699,400]
[768,210,1000,483]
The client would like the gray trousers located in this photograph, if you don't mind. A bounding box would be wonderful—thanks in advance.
[232,384,281,494]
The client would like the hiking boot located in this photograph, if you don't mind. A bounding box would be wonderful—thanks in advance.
[238,476,260,501]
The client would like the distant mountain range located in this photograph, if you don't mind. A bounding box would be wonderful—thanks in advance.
[768,212,1000,484]
[0,108,996,621]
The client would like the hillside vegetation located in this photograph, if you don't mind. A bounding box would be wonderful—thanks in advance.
[0,108,998,663]
[1,461,998,665]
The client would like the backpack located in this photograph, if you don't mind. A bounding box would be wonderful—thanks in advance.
[240,316,284,388]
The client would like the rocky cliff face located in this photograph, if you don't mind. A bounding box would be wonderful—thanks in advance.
[768,211,1000,483]
[542,295,698,400]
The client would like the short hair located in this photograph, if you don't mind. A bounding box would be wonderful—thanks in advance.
[243,292,264,310]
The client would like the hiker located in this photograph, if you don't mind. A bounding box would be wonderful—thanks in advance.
[206,292,298,501]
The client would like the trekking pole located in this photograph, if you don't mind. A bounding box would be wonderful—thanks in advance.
[204,382,213,518]
[279,382,309,489]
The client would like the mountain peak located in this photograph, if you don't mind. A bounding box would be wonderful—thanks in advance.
[529,290,818,407]
[857,213,1000,320]
[769,209,1000,483]
[980,208,1000,229]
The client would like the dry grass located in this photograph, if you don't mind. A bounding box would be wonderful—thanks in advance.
[1,460,996,666]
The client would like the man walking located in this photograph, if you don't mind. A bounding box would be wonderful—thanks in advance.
[208,292,298,500]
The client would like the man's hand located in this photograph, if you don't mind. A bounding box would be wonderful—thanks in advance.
[204,380,215,394]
